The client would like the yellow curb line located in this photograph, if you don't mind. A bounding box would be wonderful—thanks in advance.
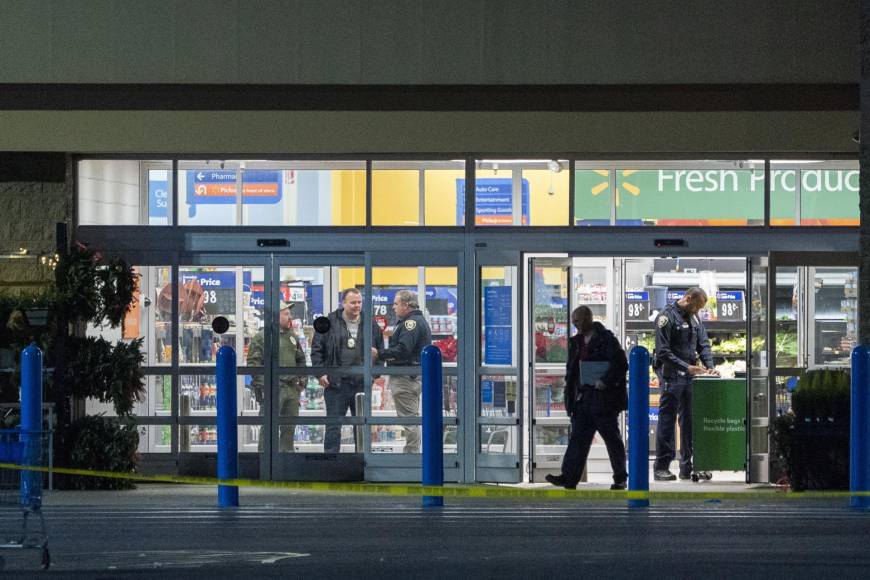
[3,463,868,501]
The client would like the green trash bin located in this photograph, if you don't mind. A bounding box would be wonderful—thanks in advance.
[692,378,746,473]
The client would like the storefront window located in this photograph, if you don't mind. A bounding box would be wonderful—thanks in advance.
[574,167,612,226]
[176,266,264,366]
[605,161,765,226]
[770,162,858,226]
[371,161,465,226]
[177,160,365,226]
[77,160,172,225]
[474,160,569,226]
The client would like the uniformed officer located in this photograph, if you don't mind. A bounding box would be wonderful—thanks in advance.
[378,289,432,454]
[248,300,307,453]
[653,287,719,481]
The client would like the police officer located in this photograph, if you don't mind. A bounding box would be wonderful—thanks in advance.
[653,287,719,481]
[378,289,432,454]
[311,288,384,453]
[248,300,307,453]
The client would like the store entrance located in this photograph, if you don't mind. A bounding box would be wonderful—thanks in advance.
[174,251,463,483]
[753,252,859,483]
[527,255,752,484]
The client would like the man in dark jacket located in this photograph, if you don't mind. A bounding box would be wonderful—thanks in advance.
[378,289,432,453]
[311,288,384,453]
[546,306,628,490]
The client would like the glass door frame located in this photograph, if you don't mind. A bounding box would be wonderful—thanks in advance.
[526,254,572,483]
[475,250,523,482]
[364,250,464,482]
[269,253,367,481]
[174,253,271,477]
[765,251,859,482]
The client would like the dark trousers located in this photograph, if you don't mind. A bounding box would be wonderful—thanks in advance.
[561,391,627,485]
[654,374,693,474]
[324,379,361,453]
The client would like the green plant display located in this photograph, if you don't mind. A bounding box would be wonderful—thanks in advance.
[774,368,851,491]
[60,336,145,417]
[61,415,139,490]
[769,413,794,486]
[637,335,655,353]
[98,258,138,328]
[54,244,102,322]
[793,369,850,422]
[54,244,138,327]
[776,332,798,360]
[0,291,57,402]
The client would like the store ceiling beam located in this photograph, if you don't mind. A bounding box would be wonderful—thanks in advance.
[0,83,858,112]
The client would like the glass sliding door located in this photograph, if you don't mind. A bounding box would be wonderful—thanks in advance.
[476,253,522,482]
[365,252,463,482]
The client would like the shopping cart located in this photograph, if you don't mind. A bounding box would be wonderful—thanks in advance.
[0,429,50,570]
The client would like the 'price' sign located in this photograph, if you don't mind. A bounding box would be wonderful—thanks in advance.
[625,291,649,322]
[716,291,745,321]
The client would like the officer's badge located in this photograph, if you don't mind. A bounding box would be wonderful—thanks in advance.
[657,316,668,328]
[289,336,297,346]
[404,320,417,331]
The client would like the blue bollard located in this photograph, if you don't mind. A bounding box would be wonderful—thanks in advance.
[216,345,239,507]
[20,342,43,509]
[628,346,650,509]
[421,345,444,507]
[850,345,870,509]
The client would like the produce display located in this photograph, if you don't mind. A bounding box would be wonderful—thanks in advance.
[634,334,763,358]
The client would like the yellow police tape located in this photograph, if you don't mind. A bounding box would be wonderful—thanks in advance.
[3,462,870,502]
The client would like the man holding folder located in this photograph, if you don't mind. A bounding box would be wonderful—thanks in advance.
[546,306,629,490]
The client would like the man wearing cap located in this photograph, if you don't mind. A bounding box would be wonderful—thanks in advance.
[248,300,307,452]
[378,289,432,454]
[311,288,384,453]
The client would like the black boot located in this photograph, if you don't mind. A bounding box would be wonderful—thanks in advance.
[545,474,577,490]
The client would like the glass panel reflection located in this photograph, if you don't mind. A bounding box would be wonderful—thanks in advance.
[479,426,518,454]
[136,425,171,454]
[480,375,518,418]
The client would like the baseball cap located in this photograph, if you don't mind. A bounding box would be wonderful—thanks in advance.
[280,300,293,310]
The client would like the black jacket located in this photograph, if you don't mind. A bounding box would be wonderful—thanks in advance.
[310,309,384,384]
[379,309,431,365]
[654,302,714,379]
[564,321,628,414]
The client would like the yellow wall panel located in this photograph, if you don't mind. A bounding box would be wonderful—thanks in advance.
[331,169,366,226]
[424,170,464,225]
[372,170,419,225]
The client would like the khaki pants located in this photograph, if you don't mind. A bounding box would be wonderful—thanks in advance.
[390,375,421,453]
[258,385,300,453]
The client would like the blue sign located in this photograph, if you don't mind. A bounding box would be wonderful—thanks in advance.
[181,271,236,289]
[186,170,282,217]
[484,287,512,326]
[716,291,744,301]
[667,291,684,302]
[626,291,649,301]
[456,178,530,225]
[481,380,494,405]
[148,179,169,219]
[483,286,513,365]
[370,286,458,323]
[484,327,513,365]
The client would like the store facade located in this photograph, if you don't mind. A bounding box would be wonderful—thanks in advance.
[73,157,859,484]
[0,0,860,486]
